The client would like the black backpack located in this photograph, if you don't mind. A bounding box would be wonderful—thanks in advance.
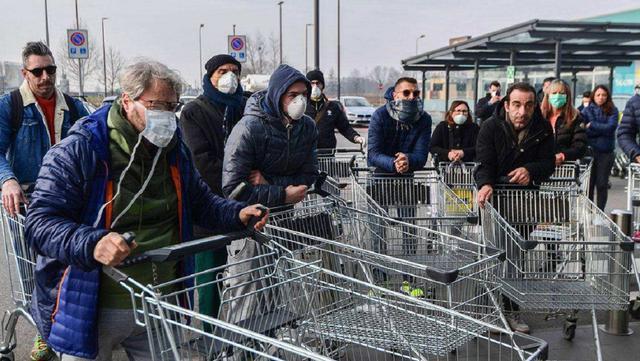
[9,89,80,142]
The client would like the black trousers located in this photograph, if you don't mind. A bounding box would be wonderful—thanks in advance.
[588,151,614,210]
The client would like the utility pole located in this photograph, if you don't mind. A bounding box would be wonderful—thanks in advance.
[278,2,284,64]
[305,24,312,73]
[101,17,108,97]
[44,0,50,46]
[337,0,341,99]
[313,0,319,70]
[199,24,205,82]
[233,24,236,35]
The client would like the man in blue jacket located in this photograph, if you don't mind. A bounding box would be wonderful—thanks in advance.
[0,42,88,218]
[367,77,431,175]
[25,60,267,360]
[617,85,640,163]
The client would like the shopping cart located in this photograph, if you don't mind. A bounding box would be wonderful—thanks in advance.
[265,197,506,345]
[627,163,640,238]
[0,205,37,360]
[350,167,477,226]
[481,185,639,358]
[437,161,479,213]
[541,159,592,194]
[106,228,548,361]
[316,147,366,203]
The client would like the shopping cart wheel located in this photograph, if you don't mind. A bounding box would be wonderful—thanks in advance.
[562,320,577,341]
[0,351,14,361]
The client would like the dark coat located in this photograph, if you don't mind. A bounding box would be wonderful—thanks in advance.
[429,121,479,162]
[222,65,318,207]
[551,113,587,161]
[581,103,619,153]
[305,95,359,150]
[367,104,432,174]
[475,94,499,122]
[475,99,555,188]
[617,94,640,159]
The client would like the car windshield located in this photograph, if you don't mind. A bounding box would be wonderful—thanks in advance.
[344,98,371,107]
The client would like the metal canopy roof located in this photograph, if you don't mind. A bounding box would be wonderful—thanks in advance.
[402,19,640,73]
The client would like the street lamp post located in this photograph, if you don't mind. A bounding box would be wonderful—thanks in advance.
[337,0,341,99]
[415,34,426,55]
[199,24,204,84]
[278,1,284,65]
[313,0,319,70]
[305,23,312,73]
[75,0,83,96]
[101,17,108,97]
[44,0,50,46]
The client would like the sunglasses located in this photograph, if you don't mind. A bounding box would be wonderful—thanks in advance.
[25,65,57,77]
[400,89,421,98]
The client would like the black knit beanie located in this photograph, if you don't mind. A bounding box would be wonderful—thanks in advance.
[306,69,325,86]
[205,54,241,78]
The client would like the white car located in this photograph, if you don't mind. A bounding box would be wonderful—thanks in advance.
[176,95,197,118]
[339,96,376,125]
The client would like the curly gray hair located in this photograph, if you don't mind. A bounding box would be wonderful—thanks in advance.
[119,60,183,100]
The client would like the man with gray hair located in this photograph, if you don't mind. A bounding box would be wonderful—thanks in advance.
[0,41,88,217]
[25,60,267,360]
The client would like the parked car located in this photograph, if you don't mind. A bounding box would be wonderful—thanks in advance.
[339,96,376,125]
[175,95,197,118]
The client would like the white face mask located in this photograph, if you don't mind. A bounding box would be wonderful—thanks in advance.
[217,71,238,94]
[583,101,590,108]
[141,108,177,148]
[286,94,307,120]
[310,85,322,101]
[453,114,467,125]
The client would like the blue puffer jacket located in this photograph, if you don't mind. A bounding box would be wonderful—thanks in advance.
[617,94,640,159]
[25,104,245,358]
[0,82,88,185]
[582,103,619,153]
[222,64,318,207]
[367,87,432,173]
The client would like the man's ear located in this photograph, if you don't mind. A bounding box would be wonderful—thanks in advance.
[503,100,509,111]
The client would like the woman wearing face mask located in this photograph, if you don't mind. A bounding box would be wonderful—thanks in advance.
[581,84,619,210]
[430,100,479,163]
[540,80,587,166]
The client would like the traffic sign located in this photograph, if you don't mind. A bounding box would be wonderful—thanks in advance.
[67,29,89,59]
[506,66,516,84]
[228,35,247,63]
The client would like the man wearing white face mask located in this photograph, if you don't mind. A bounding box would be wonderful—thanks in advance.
[24,61,268,360]
[304,69,364,153]
[179,54,246,326]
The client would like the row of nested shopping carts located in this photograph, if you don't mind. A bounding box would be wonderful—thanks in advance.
[0,147,635,360]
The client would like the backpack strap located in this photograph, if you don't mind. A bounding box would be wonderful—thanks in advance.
[63,93,80,125]
[9,89,24,142]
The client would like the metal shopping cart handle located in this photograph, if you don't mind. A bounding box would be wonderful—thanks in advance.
[113,207,268,268]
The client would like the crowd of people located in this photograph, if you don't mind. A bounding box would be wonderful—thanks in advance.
[2,40,640,359]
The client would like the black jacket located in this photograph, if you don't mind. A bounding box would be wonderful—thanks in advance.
[475,94,498,122]
[551,113,587,161]
[429,121,479,162]
[475,99,555,188]
[305,96,359,150]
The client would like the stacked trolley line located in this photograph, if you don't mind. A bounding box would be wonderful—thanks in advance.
[481,183,640,360]
[627,163,640,238]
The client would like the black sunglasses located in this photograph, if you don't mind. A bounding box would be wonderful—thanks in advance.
[25,65,57,77]
[401,89,421,98]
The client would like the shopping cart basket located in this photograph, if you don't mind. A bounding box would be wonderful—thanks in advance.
[0,205,37,360]
[541,159,592,194]
[437,161,479,213]
[627,163,640,239]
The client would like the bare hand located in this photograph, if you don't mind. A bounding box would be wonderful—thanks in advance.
[93,232,137,266]
[2,179,28,217]
[248,170,268,186]
[447,150,458,162]
[489,95,501,104]
[239,204,269,231]
[555,153,565,166]
[284,185,308,204]
[354,136,366,147]
[636,155,640,164]
[507,167,530,185]
[394,152,409,173]
[477,185,493,209]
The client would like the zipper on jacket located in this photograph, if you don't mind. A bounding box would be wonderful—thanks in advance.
[285,123,292,170]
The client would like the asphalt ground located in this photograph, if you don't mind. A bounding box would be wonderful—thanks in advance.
[1,126,637,360]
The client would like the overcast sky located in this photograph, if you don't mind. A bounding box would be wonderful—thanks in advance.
[1,0,638,90]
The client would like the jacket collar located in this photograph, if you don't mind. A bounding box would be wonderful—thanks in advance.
[19,80,69,144]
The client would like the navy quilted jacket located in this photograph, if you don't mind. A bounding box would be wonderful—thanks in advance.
[617,94,640,159]
[25,104,245,358]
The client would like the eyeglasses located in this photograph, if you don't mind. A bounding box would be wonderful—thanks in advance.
[400,89,421,98]
[137,98,182,112]
[453,109,469,114]
[25,65,57,77]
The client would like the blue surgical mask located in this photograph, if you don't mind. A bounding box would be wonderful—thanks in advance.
[549,94,567,109]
